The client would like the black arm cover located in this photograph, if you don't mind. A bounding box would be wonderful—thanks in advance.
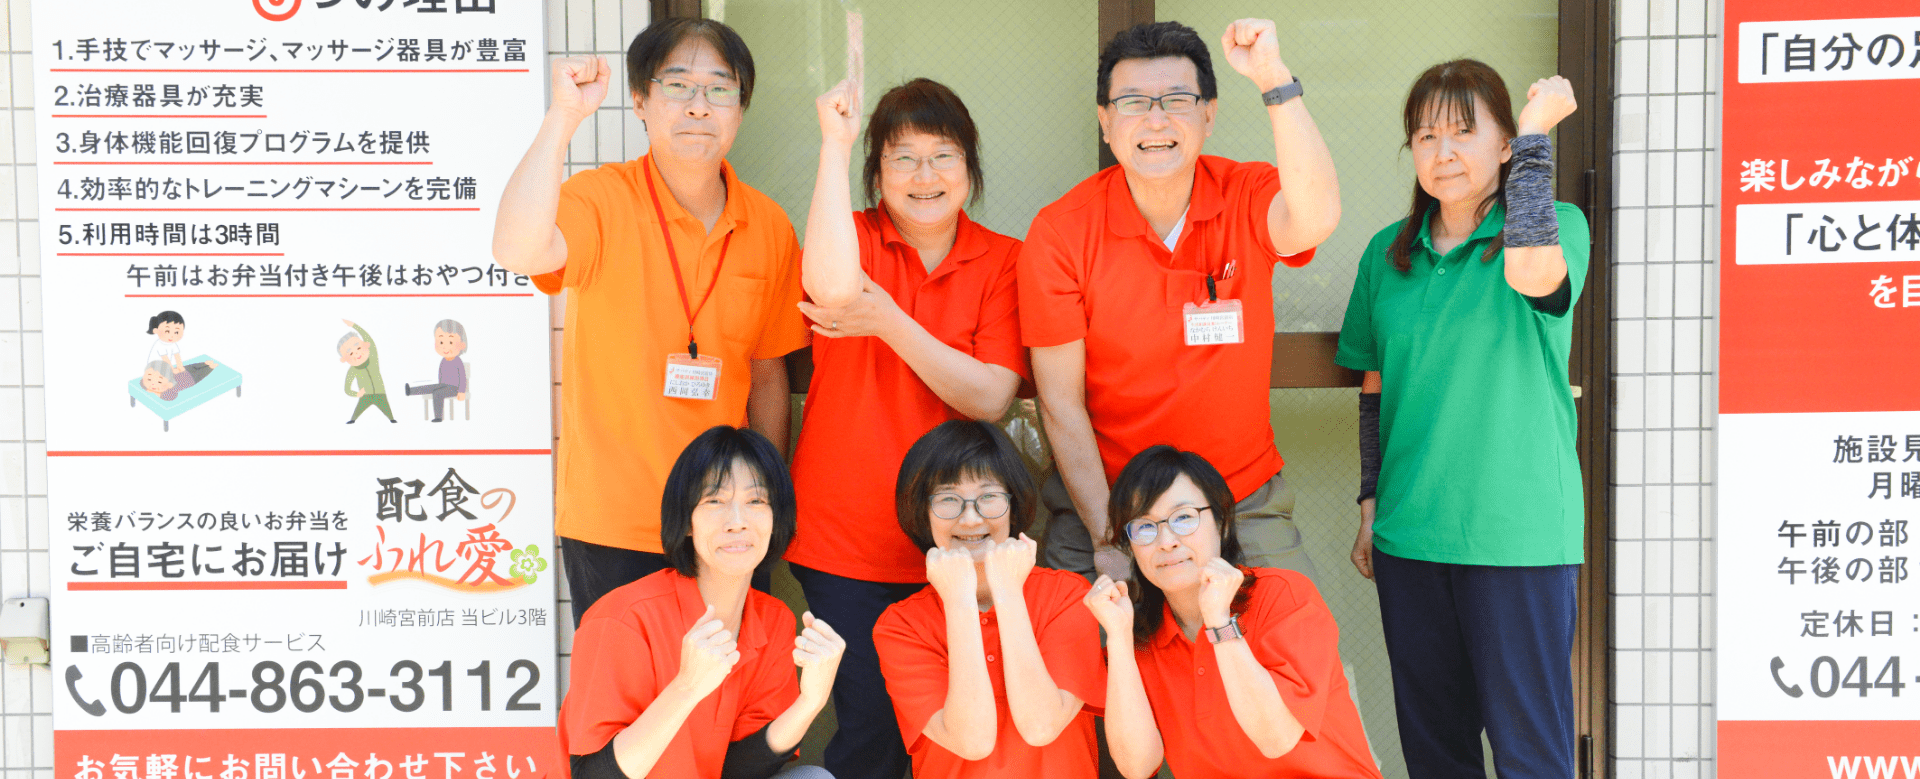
[1358,392,1382,503]
[571,743,626,779]
[721,723,790,779]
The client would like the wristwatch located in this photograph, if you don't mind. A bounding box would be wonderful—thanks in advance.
[1204,615,1244,644]
[1261,77,1304,107]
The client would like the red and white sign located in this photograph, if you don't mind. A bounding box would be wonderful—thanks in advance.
[27,0,558,771]
[1719,1,1920,773]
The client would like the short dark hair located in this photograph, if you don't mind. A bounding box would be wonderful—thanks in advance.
[147,310,184,334]
[659,426,795,579]
[895,421,1037,553]
[627,18,757,110]
[862,78,985,209]
[1106,445,1249,645]
[1097,21,1217,106]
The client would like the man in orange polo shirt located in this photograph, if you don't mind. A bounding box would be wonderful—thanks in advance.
[1020,19,1341,584]
[492,19,806,623]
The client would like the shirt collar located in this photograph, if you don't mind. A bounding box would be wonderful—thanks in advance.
[1149,602,1190,650]
[874,207,990,270]
[1104,156,1228,241]
[669,569,767,653]
[644,153,750,232]
[1416,199,1505,257]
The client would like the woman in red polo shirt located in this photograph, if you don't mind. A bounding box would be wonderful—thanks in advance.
[1084,445,1380,779]
[872,420,1103,779]
[785,78,1029,779]
[560,426,844,779]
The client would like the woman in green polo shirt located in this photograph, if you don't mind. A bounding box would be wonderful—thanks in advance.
[1333,59,1588,779]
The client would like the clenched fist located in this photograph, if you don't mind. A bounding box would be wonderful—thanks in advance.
[1516,75,1576,137]
[1196,558,1245,630]
[926,545,980,605]
[674,604,739,700]
[793,611,846,703]
[1083,574,1134,635]
[817,79,862,151]
[1221,19,1292,93]
[551,56,612,123]
[983,534,1037,602]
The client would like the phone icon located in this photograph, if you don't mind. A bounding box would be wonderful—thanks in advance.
[1770,656,1803,698]
[65,666,105,716]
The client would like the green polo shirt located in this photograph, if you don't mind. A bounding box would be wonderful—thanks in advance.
[1335,201,1590,566]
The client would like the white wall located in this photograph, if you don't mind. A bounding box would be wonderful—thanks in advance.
[1611,0,1720,776]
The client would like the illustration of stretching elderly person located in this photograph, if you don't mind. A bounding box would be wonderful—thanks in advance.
[405,319,469,422]
[340,319,397,424]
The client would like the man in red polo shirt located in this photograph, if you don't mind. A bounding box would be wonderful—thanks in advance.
[1020,18,1341,584]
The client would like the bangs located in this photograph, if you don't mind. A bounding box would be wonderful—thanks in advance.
[1408,84,1481,136]
[925,459,1016,495]
[698,453,767,495]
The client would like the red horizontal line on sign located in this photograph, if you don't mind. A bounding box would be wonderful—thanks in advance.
[50,68,531,74]
[48,448,552,457]
[69,581,349,591]
[124,293,536,298]
[50,115,268,119]
[61,252,286,257]
[53,161,433,165]
[57,207,480,212]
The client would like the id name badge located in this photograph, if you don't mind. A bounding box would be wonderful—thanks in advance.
[664,354,722,400]
[1182,299,1244,346]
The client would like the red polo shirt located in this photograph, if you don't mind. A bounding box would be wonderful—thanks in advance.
[1018,156,1314,500]
[557,570,799,779]
[873,568,1104,779]
[786,208,1028,584]
[1136,568,1379,779]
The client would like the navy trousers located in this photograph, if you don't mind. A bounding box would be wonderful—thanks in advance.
[561,537,769,628]
[788,563,923,779]
[1373,548,1579,779]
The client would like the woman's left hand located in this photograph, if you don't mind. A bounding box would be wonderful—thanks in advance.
[1516,76,1577,137]
[1196,558,1245,629]
[793,611,846,702]
[797,278,906,340]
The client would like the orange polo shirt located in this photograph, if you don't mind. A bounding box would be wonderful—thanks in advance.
[557,569,800,779]
[873,567,1103,779]
[1136,568,1380,779]
[1018,156,1315,500]
[786,208,1028,584]
[536,154,808,553]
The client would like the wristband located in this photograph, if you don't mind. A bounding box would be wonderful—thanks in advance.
[1502,134,1558,248]
[1358,393,1381,503]
[1204,615,1244,644]
[1260,77,1304,107]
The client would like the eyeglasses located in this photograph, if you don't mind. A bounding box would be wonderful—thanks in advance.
[650,77,742,107]
[1108,92,1203,116]
[1124,506,1211,546]
[885,151,965,173]
[930,492,1011,520]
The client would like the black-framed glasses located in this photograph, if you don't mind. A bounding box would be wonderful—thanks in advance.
[931,492,1011,520]
[650,77,742,107]
[885,151,965,173]
[1108,92,1203,116]
[1125,506,1211,545]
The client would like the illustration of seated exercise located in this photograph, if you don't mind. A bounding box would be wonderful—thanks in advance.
[339,319,397,424]
[405,319,470,422]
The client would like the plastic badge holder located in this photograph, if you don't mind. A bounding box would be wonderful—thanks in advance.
[664,353,722,400]
[1183,298,1244,346]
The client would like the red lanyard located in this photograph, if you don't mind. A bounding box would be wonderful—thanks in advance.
[644,156,733,360]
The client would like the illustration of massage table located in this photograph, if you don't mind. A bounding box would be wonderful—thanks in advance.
[127,354,242,432]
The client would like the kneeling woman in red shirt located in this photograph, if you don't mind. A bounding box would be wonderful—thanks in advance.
[560,426,845,779]
[874,420,1104,779]
[1085,445,1380,779]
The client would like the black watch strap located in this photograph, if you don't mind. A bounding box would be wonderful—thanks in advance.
[1261,77,1304,106]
